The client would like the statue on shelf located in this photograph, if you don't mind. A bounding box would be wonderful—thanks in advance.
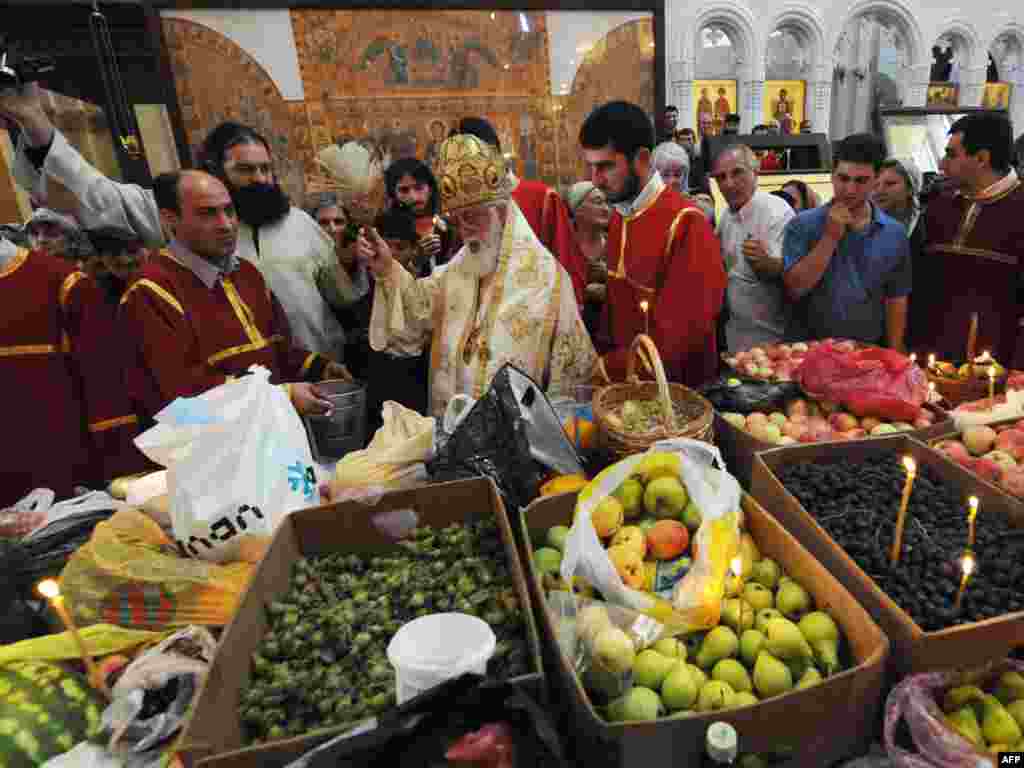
[697,87,714,138]
[930,44,954,82]
[714,86,731,121]
[774,88,795,134]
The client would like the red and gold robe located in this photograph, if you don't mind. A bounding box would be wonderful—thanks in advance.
[512,177,586,306]
[598,175,726,386]
[120,250,328,421]
[914,171,1024,368]
[0,249,140,505]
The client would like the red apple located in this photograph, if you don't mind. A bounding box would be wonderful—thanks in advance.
[935,440,970,465]
[798,430,818,443]
[995,429,1024,461]
[972,458,1002,482]
[807,417,830,432]
[835,340,857,353]
[789,413,808,424]
[830,413,859,431]
[999,466,1024,497]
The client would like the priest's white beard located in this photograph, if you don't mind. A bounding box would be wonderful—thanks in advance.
[462,207,504,277]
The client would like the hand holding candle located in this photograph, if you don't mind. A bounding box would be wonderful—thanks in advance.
[37,579,109,698]
[953,550,976,612]
[639,300,650,336]
[890,456,917,566]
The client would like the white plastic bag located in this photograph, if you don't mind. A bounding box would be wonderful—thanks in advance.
[134,366,320,563]
[560,438,743,632]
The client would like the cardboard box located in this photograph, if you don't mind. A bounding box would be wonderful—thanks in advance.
[519,492,889,767]
[750,435,1024,676]
[177,478,545,768]
[925,417,1024,516]
[715,403,952,487]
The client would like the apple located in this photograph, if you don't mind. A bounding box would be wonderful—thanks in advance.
[936,440,970,464]
[870,423,899,436]
[791,342,809,353]
[614,478,645,520]
[798,430,818,443]
[724,356,739,369]
[722,412,747,430]
[789,412,808,424]
[786,399,809,419]
[768,412,788,427]
[607,545,646,589]
[746,412,769,429]
[999,466,1024,497]
[782,421,807,440]
[891,422,915,432]
[835,340,857,352]
[758,424,783,443]
[758,366,776,378]
[807,417,829,433]
[995,429,1024,461]
[644,476,690,519]
[972,457,1002,482]
[779,436,798,445]
[592,496,625,538]
[963,425,998,456]
[829,413,859,431]
[860,417,882,432]
[818,400,840,415]
[744,363,760,376]
[842,428,867,440]
[809,425,834,442]
[806,402,822,419]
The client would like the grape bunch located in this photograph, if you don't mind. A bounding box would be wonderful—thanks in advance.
[777,454,1024,631]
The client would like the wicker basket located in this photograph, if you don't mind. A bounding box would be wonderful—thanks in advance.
[927,368,1007,408]
[593,334,714,460]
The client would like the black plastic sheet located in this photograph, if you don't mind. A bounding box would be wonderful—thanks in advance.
[698,375,802,414]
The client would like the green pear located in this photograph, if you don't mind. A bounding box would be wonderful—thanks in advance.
[797,611,841,675]
[994,671,1024,704]
[633,650,677,690]
[739,629,766,667]
[796,667,823,690]
[946,706,984,748]
[607,686,664,722]
[533,547,562,574]
[732,691,760,708]
[775,581,813,620]
[652,637,687,660]
[613,479,645,520]
[686,663,708,690]
[546,526,570,552]
[1006,700,1024,731]
[750,558,781,589]
[661,662,699,711]
[764,617,813,662]
[982,695,1023,746]
[755,608,785,633]
[695,626,739,669]
[682,500,703,531]
[742,582,775,612]
[785,656,811,682]
[721,598,755,632]
[753,652,794,698]
[712,658,753,693]
[696,680,736,712]
[777,574,795,588]
[942,685,986,714]
[593,626,637,674]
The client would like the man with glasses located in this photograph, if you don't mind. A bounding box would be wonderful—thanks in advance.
[0,84,363,373]
[356,134,597,418]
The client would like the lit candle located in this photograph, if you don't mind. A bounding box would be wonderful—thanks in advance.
[909,353,917,365]
[967,495,979,550]
[989,366,996,408]
[37,580,109,698]
[928,382,937,402]
[927,353,936,371]
[639,300,650,336]
[731,555,745,630]
[890,456,917,566]
[953,550,976,612]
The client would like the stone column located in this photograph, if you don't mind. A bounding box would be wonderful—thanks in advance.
[746,79,765,131]
[811,79,832,136]
[669,60,694,132]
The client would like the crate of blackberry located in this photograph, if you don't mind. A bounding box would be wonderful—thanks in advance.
[175,477,545,768]
[750,434,1024,676]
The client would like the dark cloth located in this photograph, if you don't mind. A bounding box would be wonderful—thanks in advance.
[364,350,429,441]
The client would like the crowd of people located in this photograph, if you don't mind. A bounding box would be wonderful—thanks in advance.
[1,80,1022,509]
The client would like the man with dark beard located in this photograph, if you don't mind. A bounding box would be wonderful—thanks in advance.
[0,85,363,370]
[580,101,726,386]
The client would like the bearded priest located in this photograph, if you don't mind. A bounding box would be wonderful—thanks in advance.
[357,134,598,418]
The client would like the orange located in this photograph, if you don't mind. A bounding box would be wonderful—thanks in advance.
[563,417,597,452]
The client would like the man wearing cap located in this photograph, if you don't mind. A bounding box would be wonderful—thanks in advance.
[356,134,597,418]
[0,84,365,368]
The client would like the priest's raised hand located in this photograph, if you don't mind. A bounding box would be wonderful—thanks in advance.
[356,226,394,280]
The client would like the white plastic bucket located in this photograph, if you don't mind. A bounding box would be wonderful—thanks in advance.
[386,612,497,704]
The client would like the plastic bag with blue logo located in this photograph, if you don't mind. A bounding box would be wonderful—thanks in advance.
[134,366,321,563]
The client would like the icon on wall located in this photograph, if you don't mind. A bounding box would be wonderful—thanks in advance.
[762,80,806,134]
[693,80,737,138]
[926,83,959,108]
[982,82,1011,110]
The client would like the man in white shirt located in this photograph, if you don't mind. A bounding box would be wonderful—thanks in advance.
[0,84,365,368]
[711,144,795,351]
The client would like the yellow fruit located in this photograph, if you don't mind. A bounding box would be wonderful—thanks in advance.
[637,452,682,484]
[592,496,625,538]
[611,525,647,558]
[608,544,645,589]
[540,474,588,497]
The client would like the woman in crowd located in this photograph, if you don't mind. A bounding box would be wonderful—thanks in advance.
[565,181,610,335]
[781,179,820,211]
[652,141,691,195]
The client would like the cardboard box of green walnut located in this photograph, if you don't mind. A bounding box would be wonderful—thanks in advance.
[520,490,889,768]
[176,477,544,768]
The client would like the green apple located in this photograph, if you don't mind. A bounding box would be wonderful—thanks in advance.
[546,526,570,552]
[614,478,645,520]
[607,686,664,721]
[661,661,698,711]
[533,547,562,575]
[652,637,687,660]
[644,476,689,519]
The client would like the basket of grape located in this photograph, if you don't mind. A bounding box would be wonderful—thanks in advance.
[593,334,714,460]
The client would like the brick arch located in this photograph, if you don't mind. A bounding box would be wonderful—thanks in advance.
[161,18,305,202]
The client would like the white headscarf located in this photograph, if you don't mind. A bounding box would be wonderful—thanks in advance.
[886,156,923,235]
[565,181,597,215]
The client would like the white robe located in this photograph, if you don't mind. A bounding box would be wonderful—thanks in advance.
[370,201,598,418]
[13,131,367,360]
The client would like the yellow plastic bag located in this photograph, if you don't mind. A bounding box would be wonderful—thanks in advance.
[59,509,256,630]
[0,624,169,665]
[561,439,742,635]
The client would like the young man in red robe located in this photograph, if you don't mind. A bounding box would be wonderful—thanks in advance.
[0,238,142,506]
[913,112,1024,367]
[120,170,346,423]
[451,117,586,305]
[580,101,726,386]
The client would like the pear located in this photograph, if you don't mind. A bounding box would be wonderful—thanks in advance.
[755,608,785,633]
[742,582,775,612]
[613,479,645,520]
[946,706,984,748]
[775,581,813,621]
[607,686,664,722]
[739,533,760,576]
[764,617,813,662]
[724,574,743,598]
[696,680,736,712]
[652,637,687,660]
[593,626,637,674]
[785,656,811,682]
[797,612,841,675]
[753,652,794,698]
[942,685,986,714]
[982,694,1023,746]
[634,650,678,690]
[577,605,614,646]
[584,663,629,700]
[796,667,823,690]
[750,558,781,589]
[686,663,708,690]
[695,626,739,669]
[739,629,766,667]
[733,691,760,708]
[721,598,755,632]
[546,525,571,552]
[1006,700,1024,731]
[661,661,699,711]
[994,671,1024,704]
[712,658,753,693]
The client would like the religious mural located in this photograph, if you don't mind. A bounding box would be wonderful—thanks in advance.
[926,83,959,108]
[983,82,1011,110]
[692,80,737,137]
[762,81,806,134]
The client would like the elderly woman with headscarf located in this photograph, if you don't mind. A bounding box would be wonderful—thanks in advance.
[566,180,611,333]
[25,208,95,270]
[652,141,691,195]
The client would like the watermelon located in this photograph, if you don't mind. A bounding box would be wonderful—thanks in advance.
[0,661,104,767]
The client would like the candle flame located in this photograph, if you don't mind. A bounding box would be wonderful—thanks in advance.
[989,367,996,380]
[730,556,743,578]
[969,496,979,513]
[909,353,917,363]
[928,354,936,367]
[37,579,60,600]
[929,382,936,393]
[902,456,916,475]
[962,552,976,576]
[640,300,649,313]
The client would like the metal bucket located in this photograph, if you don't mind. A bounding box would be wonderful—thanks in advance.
[303,380,367,463]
